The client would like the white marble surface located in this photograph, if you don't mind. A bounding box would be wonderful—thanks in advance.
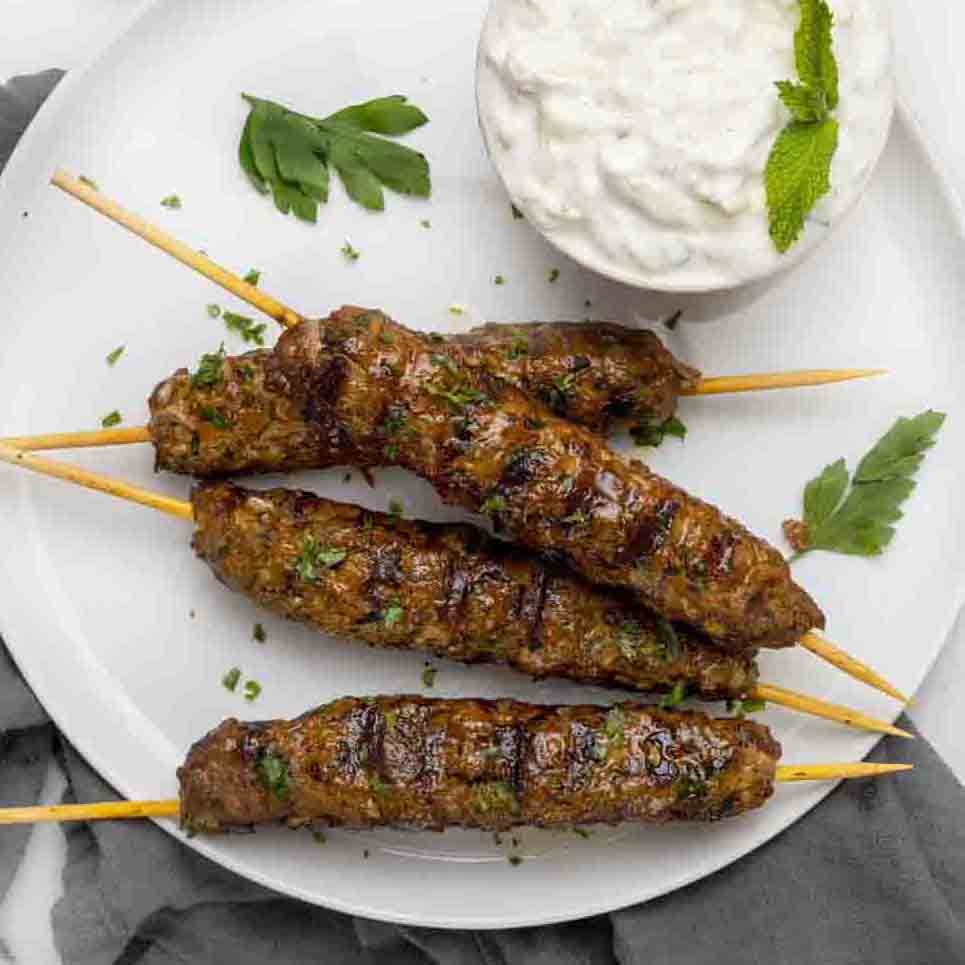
[0,2,962,962]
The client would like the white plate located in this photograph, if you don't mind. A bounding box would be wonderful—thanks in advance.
[0,0,964,930]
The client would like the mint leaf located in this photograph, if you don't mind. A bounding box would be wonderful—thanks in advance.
[787,410,946,558]
[795,0,838,109]
[239,94,430,221]
[765,117,838,253]
[775,80,827,122]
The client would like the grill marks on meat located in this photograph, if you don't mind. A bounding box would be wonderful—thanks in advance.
[270,308,823,651]
[191,482,758,699]
[177,696,781,832]
[147,320,696,477]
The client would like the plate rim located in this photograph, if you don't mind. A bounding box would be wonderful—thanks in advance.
[1,4,964,929]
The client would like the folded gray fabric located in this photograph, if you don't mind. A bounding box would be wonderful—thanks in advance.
[2,68,964,965]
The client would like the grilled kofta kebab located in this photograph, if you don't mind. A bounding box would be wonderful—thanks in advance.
[192,480,757,701]
[177,696,781,832]
[150,318,697,476]
[159,306,822,653]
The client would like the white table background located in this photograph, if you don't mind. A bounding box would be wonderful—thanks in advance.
[0,3,962,962]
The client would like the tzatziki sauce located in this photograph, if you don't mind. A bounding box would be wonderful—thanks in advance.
[476,0,893,291]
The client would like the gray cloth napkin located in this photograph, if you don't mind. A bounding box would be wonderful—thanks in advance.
[2,70,964,965]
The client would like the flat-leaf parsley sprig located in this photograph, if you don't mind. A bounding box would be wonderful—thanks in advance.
[783,410,945,559]
[765,0,840,253]
[239,94,431,222]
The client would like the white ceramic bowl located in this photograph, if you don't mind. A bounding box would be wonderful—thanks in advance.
[476,0,895,294]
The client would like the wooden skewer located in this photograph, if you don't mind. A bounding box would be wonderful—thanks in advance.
[51,169,303,329]
[800,631,909,703]
[685,369,887,397]
[0,426,153,451]
[0,446,908,730]
[0,762,914,825]
[52,168,884,396]
[751,683,911,738]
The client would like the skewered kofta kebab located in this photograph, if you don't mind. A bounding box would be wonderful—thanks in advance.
[0,446,908,738]
[0,696,911,834]
[3,173,903,702]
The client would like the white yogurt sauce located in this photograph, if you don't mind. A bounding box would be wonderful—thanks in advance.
[477,0,894,291]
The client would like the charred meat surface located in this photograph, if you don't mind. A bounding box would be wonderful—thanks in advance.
[272,308,823,651]
[148,320,697,477]
[191,481,758,698]
[178,696,780,832]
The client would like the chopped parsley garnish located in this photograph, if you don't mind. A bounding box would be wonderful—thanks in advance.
[785,409,945,558]
[547,268,560,283]
[494,274,505,285]
[630,415,687,448]
[663,309,683,331]
[105,345,125,366]
[223,311,266,346]
[253,623,267,643]
[206,304,222,318]
[388,498,404,517]
[243,679,262,701]
[383,599,404,628]
[100,410,122,428]
[507,333,528,360]
[658,681,688,710]
[472,781,520,815]
[341,240,360,261]
[313,830,327,844]
[222,666,241,691]
[420,218,431,229]
[79,175,99,191]
[674,775,708,801]
[160,194,182,209]
[200,406,231,429]
[243,268,261,286]
[508,855,523,866]
[480,494,507,515]
[368,774,392,798]
[421,664,437,688]
[571,827,592,839]
[255,749,290,800]
[653,616,682,661]
[382,409,407,435]
[239,93,431,221]
[726,697,767,717]
[295,537,347,581]
[430,382,488,412]
[448,304,466,316]
[604,707,626,752]
[191,344,227,388]
[510,204,524,220]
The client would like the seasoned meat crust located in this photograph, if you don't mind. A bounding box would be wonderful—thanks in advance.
[191,481,758,698]
[148,320,698,477]
[177,696,780,832]
[271,308,823,651]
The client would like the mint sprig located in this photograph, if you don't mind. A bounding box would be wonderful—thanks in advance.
[765,0,840,253]
[239,94,430,222]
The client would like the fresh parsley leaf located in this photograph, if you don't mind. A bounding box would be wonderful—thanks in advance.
[341,240,360,261]
[480,494,507,515]
[105,345,125,366]
[160,194,182,209]
[663,309,682,331]
[243,268,261,286]
[222,666,241,691]
[388,498,404,516]
[765,117,838,253]
[101,410,122,428]
[421,664,437,687]
[766,0,839,253]
[604,707,626,752]
[191,344,227,388]
[494,274,505,285]
[295,537,347,580]
[253,623,267,643]
[222,310,266,345]
[383,599,404,627]
[727,697,767,717]
[420,218,431,229]
[787,410,946,558]
[239,94,430,221]
[207,304,221,318]
[448,304,466,316]
[547,268,560,283]
[510,204,524,220]
[255,749,290,800]
[630,415,687,448]
[243,679,262,701]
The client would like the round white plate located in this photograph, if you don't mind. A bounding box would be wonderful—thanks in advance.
[0,0,963,929]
